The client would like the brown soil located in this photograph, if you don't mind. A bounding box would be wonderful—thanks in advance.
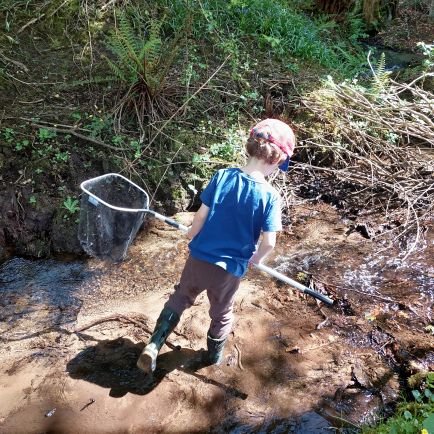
[373,7,434,52]
[1,205,433,433]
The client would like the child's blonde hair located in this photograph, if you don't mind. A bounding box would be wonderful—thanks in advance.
[246,136,287,165]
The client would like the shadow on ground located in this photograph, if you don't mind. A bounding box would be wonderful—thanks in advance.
[66,337,248,399]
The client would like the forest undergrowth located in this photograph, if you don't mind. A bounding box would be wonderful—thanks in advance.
[0,0,432,269]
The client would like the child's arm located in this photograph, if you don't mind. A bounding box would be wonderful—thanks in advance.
[249,232,276,264]
[187,204,210,239]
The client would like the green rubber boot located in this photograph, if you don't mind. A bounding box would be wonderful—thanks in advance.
[137,307,180,374]
[204,334,227,366]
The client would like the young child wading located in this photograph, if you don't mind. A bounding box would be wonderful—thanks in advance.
[137,119,296,374]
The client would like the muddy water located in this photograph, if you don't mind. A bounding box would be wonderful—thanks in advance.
[268,208,434,426]
[276,239,434,323]
[0,208,433,433]
[0,258,98,341]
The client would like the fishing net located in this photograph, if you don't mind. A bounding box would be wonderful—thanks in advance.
[78,173,149,262]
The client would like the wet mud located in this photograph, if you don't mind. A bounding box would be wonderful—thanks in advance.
[0,204,433,433]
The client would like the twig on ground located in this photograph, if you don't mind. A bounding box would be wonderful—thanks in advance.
[75,313,151,334]
[30,122,127,151]
[234,343,245,371]
[0,51,29,72]
[291,73,434,258]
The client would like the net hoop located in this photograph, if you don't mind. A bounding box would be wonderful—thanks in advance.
[80,173,150,212]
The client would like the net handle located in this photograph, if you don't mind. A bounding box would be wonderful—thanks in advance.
[147,210,189,232]
[166,215,333,305]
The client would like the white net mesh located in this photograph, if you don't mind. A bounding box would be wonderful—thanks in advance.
[78,174,149,262]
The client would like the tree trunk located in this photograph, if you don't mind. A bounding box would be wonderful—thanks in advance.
[315,0,398,24]
[363,0,398,24]
[315,0,352,15]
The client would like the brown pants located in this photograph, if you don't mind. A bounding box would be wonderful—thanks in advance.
[165,256,241,339]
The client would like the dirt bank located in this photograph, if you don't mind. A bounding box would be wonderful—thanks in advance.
[1,204,433,433]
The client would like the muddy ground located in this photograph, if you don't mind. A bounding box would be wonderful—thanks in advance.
[1,204,433,433]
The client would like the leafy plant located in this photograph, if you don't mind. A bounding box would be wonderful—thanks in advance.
[2,127,15,143]
[105,8,188,129]
[192,122,245,174]
[370,52,391,96]
[38,128,56,142]
[345,8,369,44]
[15,139,29,151]
[230,0,339,66]
[155,0,365,78]
[417,42,434,71]
[84,115,111,139]
[129,140,141,159]
[55,150,70,162]
[362,372,434,433]
[63,197,80,215]
[2,128,31,151]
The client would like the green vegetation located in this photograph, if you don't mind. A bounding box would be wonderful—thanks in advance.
[63,197,80,217]
[1,0,431,206]
[370,52,391,96]
[0,0,431,208]
[104,9,187,128]
[155,0,366,75]
[418,42,434,71]
[363,373,434,434]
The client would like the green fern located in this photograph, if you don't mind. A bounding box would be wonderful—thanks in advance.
[104,8,190,127]
[105,57,127,82]
[106,11,173,95]
[141,19,164,93]
[370,52,390,96]
[108,14,142,83]
[118,13,142,69]
[141,20,163,70]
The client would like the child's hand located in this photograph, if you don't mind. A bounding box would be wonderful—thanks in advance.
[250,232,275,266]
[249,252,261,265]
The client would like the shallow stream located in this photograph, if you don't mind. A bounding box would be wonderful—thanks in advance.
[0,207,433,433]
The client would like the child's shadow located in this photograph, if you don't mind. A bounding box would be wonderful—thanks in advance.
[66,336,247,399]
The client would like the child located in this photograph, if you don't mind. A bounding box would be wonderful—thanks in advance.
[137,118,296,374]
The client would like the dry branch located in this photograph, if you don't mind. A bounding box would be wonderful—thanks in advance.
[75,313,151,334]
[290,73,433,258]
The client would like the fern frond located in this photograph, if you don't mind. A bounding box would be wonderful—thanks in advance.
[376,52,386,75]
[105,56,128,82]
[118,12,140,53]
[104,7,186,127]
[116,12,142,70]
[138,18,163,85]
[107,28,140,77]
[371,52,390,96]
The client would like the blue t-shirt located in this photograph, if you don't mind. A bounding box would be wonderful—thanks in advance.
[189,168,282,277]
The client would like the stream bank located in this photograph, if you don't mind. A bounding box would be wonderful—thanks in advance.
[1,204,433,433]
